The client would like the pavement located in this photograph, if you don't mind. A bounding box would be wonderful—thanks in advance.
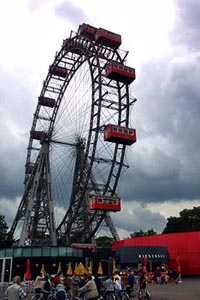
[146,277,200,300]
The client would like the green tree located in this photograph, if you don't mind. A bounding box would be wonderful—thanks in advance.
[0,215,13,248]
[95,236,114,247]
[163,206,200,234]
[130,228,158,238]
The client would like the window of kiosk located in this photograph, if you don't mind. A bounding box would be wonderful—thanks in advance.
[32,248,42,257]
[14,248,22,257]
[51,247,58,257]
[43,247,50,256]
[58,247,67,257]
[22,248,32,257]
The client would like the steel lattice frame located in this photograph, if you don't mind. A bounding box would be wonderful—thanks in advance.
[10,28,136,246]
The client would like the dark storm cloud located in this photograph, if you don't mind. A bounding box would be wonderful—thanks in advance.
[0,198,19,226]
[170,0,200,51]
[1,0,200,236]
[120,47,200,204]
[116,205,166,233]
[54,1,88,26]
[0,68,34,199]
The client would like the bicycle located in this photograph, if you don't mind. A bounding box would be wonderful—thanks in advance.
[47,287,72,300]
[128,288,138,299]
[103,291,116,300]
[66,291,72,300]
[31,293,46,300]
[44,291,55,300]
[75,291,87,300]
[118,289,129,300]
[46,293,56,300]
[138,288,151,300]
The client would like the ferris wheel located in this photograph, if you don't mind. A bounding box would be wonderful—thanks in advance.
[10,24,137,247]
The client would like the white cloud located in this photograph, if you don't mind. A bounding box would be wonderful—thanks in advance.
[147,200,200,219]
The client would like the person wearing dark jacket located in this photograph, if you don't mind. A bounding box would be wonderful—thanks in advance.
[94,274,102,296]
[43,275,51,300]
[126,269,135,295]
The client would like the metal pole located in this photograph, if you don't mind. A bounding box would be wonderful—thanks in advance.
[108,257,112,277]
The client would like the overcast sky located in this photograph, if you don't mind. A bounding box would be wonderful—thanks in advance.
[0,0,200,239]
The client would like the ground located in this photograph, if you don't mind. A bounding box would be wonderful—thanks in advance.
[147,276,200,300]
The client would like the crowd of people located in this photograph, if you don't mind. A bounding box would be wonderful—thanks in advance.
[144,267,181,284]
[3,265,180,300]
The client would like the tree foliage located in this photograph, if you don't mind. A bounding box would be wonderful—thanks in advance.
[0,215,13,248]
[130,228,158,238]
[163,206,200,234]
[95,236,114,247]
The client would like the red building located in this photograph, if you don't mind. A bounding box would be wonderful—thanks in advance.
[112,231,200,275]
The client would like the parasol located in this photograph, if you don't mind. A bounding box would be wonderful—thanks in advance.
[176,256,181,273]
[25,259,31,281]
[40,263,46,277]
[97,262,103,276]
[57,262,62,274]
[66,262,73,276]
[78,262,87,275]
[74,262,79,275]
[143,257,148,273]
[88,260,93,275]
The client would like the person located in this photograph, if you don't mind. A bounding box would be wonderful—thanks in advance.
[43,275,51,300]
[54,280,66,300]
[103,276,115,300]
[138,270,147,298]
[94,274,102,296]
[171,269,179,283]
[154,267,161,284]
[78,274,99,300]
[34,273,44,299]
[71,273,80,299]
[126,269,135,295]
[63,277,71,294]
[4,275,27,300]
[113,272,122,300]
[79,274,88,288]
[54,271,62,285]
[161,273,167,284]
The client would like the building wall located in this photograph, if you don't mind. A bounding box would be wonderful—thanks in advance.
[112,231,200,275]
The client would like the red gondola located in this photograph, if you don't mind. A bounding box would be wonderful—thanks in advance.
[49,65,68,78]
[78,23,97,40]
[104,124,136,145]
[39,96,56,108]
[105,61,136,84]
[95,28,121,49]
[88,194,121,212]
[25,163,34,174]
[30,130,47,141]
[63,39,83,54]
